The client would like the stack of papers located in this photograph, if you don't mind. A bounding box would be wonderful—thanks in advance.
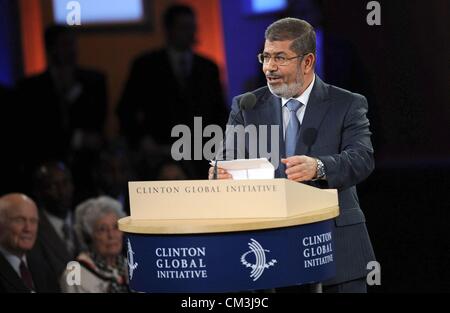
[210,158,274,180]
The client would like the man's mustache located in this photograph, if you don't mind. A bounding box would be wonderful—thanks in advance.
[266,72,282,79]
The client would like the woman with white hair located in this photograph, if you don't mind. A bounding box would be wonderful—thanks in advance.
[61,196,128,293]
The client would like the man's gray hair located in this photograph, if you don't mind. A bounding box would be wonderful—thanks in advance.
[74,196,125,250]
[265,18,316,56]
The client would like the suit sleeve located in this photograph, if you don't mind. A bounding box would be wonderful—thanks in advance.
[319,94,375,190]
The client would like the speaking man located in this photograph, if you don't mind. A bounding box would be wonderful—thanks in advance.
[209,18,375,293]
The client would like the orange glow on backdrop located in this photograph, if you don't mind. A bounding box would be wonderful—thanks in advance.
[19,0,47,76]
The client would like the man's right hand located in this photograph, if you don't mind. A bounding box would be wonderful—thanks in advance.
[208,167,232,180]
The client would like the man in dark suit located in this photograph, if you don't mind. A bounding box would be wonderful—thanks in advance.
[30,162,76,283]
[209,18,375,292]
[0,194,59,292]
[17,25,107,166]
[118,4,228,178]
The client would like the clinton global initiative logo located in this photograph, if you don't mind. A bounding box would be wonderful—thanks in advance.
[240,239,277,281]
[127,239,138,280]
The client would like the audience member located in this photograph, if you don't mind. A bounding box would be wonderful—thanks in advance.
[30,162,76,282]
[61,196,128,293]
[0,194,58,292]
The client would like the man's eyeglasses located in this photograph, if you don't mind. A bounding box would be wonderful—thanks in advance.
[257,53,308,66]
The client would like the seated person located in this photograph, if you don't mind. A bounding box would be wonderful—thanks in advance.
[60,196,128,293]
[0,194,58,292]
[31,161,77,282]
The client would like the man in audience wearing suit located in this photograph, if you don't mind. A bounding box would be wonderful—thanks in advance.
[0,194,58,292]
[30,162,76,284]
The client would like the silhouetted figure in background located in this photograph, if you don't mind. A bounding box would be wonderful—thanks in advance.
[118,4,228,179]
[0,85,24,195]
[0,194,58,292]
[17,25,107,182]
[30,162,76,285]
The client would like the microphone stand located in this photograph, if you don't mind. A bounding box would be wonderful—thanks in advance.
[213,160,219,180]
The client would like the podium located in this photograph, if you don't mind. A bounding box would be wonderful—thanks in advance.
[118,179,339,293]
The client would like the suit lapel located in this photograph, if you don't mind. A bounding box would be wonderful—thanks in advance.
[296,76,331,156]
[243,78,331,177]
[253,91,285,177]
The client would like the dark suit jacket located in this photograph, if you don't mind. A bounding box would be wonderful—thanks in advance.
[118,48,228,147]
[118,48,228,179]
[17,68,107,164]
[227,76,375,284]
[30,210,74,284]
[0,252,60,293]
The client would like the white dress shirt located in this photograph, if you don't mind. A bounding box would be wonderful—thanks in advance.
[0,246,27,278]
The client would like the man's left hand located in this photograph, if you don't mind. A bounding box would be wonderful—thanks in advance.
[281,156,317,182]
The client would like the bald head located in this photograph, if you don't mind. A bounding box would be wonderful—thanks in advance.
[0,194,37,218]
[0,194,39,257]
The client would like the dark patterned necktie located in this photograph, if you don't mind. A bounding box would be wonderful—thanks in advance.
[20,260,34,291]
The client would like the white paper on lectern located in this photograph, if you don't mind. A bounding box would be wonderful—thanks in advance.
[210,158,275,180]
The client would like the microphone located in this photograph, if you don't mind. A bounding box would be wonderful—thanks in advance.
[303,128,318,155]
[213,92,257,179]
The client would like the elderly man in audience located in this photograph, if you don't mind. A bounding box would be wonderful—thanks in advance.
[61,196,128,293]
[0,194,58,292]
